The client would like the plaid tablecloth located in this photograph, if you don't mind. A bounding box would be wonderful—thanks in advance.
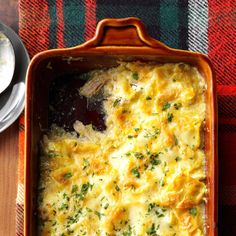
[17,0,235,235]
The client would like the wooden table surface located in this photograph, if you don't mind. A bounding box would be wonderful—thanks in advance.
[0,0,19,235]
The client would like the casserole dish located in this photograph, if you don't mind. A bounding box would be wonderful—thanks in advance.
[25,17,217,235]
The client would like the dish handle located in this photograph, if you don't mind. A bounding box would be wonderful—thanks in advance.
[81,17,168,49]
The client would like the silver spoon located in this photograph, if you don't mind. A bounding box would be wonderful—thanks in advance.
[0,82,25,122]
[0,31,15,94]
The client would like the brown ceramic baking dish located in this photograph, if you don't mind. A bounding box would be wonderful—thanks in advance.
[25,17,218,235]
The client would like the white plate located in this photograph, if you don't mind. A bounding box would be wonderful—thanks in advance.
[0,22,29,133]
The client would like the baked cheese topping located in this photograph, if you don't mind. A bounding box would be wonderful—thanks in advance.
[38,62,207,236]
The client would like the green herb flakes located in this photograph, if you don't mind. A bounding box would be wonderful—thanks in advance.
[63,172,73,180]
[173,134,178,145]
[115,185,120,192]
[174,102,182,110]
[59,203,68,211]
[167,113,173,122]
[131,167,140,178]
[67,208,82,224]
[160,179,165,187]
[104,203,109,210]
[150,153,161,166]
[132,72,139,80]
[63,193,70,201]
[122,226,132,236]
[146,223,156,235]
[175,156,182,162]
[162,102,171,111]
[77,182,93,200]
[134,152,144,159]
[189,207,197,216]
[71,184,78,193]
[144,128,160,139]
[47,150,59,158]
[94,211,104,220]
[113,98,121,107]
[82,159,90,170]
[148,203,157,212]
[86,207,92,213]
[146,96,152,100]
[148,203,166,218]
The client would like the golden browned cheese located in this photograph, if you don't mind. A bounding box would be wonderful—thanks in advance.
[38,62,207,236]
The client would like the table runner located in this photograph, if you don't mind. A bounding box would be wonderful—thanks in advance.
[17,0,235,235]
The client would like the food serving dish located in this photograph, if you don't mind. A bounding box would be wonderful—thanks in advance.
[0,21,29,133]
[25,17,217,235]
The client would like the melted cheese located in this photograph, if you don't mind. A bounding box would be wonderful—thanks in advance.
[38,62,207,236]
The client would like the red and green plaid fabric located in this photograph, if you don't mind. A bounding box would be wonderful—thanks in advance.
[17,0,235,235]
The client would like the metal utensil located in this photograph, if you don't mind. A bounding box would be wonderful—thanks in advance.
[0,82,24,122]
[0,31,15,94]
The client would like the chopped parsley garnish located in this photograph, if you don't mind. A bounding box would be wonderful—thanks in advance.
[134,152,144,159]
[113,98,121,107]
[104,203,109,209]
[131,167,140,178]
[67,229,74,235]
[134,127,140,132]
[52,221,57,226]
[146,223,156,235]
[144,128,160,139]
[167,113,173,122]
[123,225,132,236]
[82,158,90,170]
[58,203,68,211]
[122,109,129,114]
[174,102,182,110]
[132,72,139,80]
[86,207,92,213]
[115,185,120,192]
[160,179,165,187]
[76,182,93,200]
[63,172,73,179]
[67,208,82,224]
[148,203,166,219]
[123,231,132,236]
[71,184,78,193]
[189,207,197,216]
[150,153,161,166]
[148,203,157,212]
[146,96,152,100]
[173,134,178,145]
[175,156,182,162]
[94,211,104,220]
[162,102,171,111]
[63,193,70,201]
[128,135,137,139]
[156,211,165,218]
[47,150,59,158]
